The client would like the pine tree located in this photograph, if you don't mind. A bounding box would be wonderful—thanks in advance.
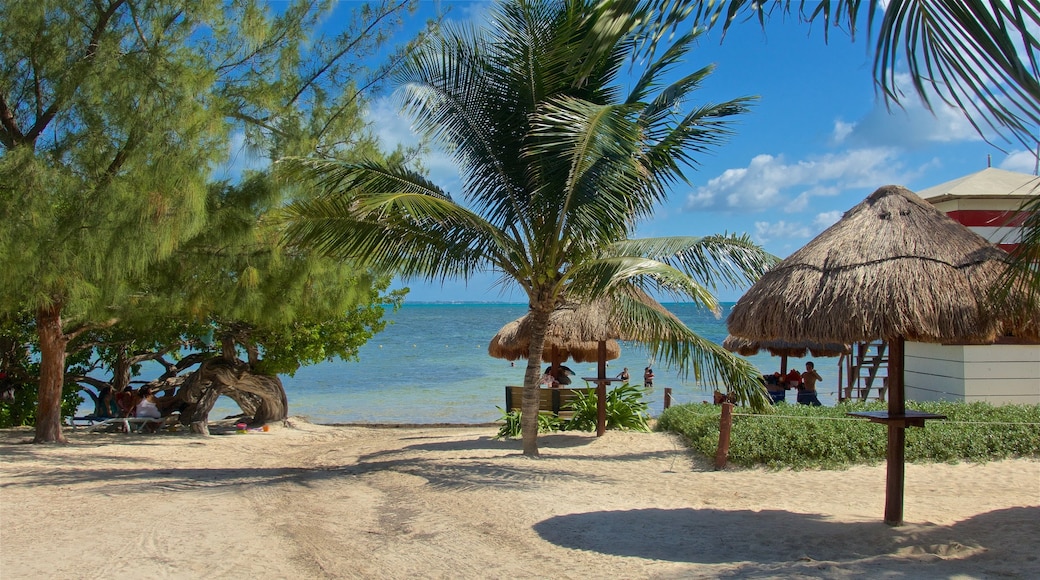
[0,0,421,442]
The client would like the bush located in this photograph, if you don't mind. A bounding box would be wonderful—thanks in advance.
[565,383,650,432]
[656,400,1040,469]
[493,407,562,439]
[494,384,652,437]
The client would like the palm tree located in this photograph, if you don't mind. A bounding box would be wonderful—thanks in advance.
[280,0,776,455]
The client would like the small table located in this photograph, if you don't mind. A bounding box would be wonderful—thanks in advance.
[846,410,946,428]
[581,377,627,384]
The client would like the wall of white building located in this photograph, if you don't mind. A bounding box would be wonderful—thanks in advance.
[905,342,1040,405]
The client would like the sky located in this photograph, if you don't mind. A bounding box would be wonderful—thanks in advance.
[334,1,1040,303]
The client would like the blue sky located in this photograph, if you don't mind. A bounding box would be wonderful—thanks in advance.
[343,1,1039,303]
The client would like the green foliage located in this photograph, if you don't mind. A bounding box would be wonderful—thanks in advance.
[657,401,1040,469]
[494,407,561,439]
[0,381,81,429]
[565,384,652,432]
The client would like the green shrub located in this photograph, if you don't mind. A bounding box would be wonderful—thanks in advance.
[565,383,650,432]
[493,407,562,439]
[656,401,1040,469]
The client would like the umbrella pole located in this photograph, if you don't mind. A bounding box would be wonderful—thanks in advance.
[596,340,607,437]
[780,355,788,376]
[884,336,906,526]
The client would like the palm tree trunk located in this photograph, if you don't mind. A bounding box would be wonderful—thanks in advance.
[34,302,68,443]
[521,304,553,457]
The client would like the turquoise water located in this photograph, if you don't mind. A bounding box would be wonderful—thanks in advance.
[205,302,841,424]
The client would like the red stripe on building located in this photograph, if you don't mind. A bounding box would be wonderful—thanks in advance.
[946,210,1030,227]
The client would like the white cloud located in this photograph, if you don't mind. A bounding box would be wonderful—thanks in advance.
[754,210,844,248]
[836,73,984,148]
[685,148,909,213]
[753,220,811,244]
[814,210,843,230]
[999,149,1039,174]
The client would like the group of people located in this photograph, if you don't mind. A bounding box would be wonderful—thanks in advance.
[539,364,656,388]
[94,384,164,422]
[763,361,823,406]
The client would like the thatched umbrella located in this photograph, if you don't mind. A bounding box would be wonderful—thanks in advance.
[722,335,850,375]
[488,306,622,364]
[727,184,1038,525]
[490,292,682,436]
[489,299,628,437]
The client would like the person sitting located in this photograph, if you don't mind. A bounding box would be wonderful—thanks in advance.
[540,369,559,389]
[115,385,138,418]
[94,386,120,419]
[134,386,164,432]
[797,361,823,406]
[544,364,574,386]
[763,372,785,404]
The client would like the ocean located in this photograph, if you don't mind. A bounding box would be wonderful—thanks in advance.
[204,302,842,424]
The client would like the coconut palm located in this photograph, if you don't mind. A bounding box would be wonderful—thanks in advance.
[279,0,776,456]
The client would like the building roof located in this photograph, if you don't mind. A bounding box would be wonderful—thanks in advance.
[919,167,1040,202]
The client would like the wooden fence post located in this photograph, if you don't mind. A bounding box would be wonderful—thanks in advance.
[714,402,734,470]
[663,387,672,410]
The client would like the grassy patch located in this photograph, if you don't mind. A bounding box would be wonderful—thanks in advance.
[656,401,1040,469]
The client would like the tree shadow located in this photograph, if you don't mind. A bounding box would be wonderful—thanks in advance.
[533,506,1040,576]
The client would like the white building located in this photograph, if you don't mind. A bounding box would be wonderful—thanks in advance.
[905,168,1040,405]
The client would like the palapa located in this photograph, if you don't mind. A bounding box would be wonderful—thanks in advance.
[489,291,684,436]
[726,184,1039,527]
[722,335,850,358]
[487,302,622,364]
[727,185,1037,344]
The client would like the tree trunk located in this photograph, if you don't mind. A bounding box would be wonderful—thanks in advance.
[112,345,132,393]
[521,304,553,457]
[34,303,68,443]
[174,357,288,431]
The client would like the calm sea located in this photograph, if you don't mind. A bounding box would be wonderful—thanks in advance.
[202,302,840,424]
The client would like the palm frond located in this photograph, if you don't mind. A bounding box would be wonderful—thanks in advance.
[609,234,779,290]
[609,290,770,411]
[566,257,720,310]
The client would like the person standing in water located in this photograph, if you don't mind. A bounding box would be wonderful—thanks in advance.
[798,361,823,406]
[643,367,654,389]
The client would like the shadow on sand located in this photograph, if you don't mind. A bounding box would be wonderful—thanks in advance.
[533,505,1040,576]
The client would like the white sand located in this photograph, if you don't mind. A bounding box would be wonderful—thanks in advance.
[1,419,1038,579]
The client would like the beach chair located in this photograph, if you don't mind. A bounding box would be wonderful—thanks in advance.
[88,416,166,434]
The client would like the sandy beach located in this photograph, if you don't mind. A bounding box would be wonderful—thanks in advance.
[1,420,1037,579]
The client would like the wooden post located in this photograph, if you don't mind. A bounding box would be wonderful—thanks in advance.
[884,336,906,526]
[663,387,672,410]
[714,402,734,470]
[596,340,607,437]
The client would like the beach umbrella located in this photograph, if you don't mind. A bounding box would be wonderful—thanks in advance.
[487,303,622,364]
[489,291,682,436]
[721,335,850,377]
[727,184,1038,525]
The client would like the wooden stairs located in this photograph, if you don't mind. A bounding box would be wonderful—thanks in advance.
[839,340,889,402]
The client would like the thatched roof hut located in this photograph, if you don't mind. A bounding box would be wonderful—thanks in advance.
[722,336,850,358]
[726,184,1039,526]
[727,185,1038,344]
[487,301,623,363]
[488,289,684,363]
